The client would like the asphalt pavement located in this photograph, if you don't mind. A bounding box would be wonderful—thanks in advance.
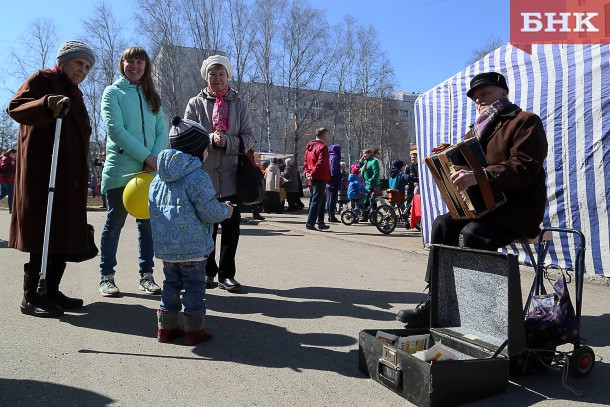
[0,204,609,406]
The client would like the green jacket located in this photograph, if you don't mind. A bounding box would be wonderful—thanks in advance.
[100,76,167,193]
[359,156,380,189]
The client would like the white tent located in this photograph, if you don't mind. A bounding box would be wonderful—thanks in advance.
[414,44,610,277]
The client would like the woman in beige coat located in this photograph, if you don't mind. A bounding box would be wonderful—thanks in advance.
[184,55,255,292]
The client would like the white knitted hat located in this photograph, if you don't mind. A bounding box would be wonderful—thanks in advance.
[200,54,234,80]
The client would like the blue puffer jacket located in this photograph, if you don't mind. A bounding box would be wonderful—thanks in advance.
[101,76,167,193]
[347,173,368,200]
[148,149,230,261]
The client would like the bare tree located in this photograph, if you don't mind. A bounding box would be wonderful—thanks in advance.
[251,0,287,151]
[280,0,332,163]
[0,110,17,151]
[227,0,256,94]
[184,0,227,54]
[138,0,191,117]
[466,35,504,65]
[8,17,59,83]
[81,1,128,158]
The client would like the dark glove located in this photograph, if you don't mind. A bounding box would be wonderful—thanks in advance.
[47,95,70,118]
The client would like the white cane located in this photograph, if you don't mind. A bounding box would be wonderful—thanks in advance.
[37,109,67,294]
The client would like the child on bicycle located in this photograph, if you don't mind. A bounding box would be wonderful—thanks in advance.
[347,165,369,212]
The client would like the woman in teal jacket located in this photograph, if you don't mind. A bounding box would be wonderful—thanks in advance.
[98,46,167,297]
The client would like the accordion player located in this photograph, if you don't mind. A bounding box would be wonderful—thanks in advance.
[424,137,506,219]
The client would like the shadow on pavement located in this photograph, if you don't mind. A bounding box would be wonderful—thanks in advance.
[0,379,114,407]
[192,315,363,377]
[59,301,155,338]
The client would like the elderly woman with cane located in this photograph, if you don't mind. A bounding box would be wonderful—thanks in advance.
[7,40,96,318]
[184,54,255,292]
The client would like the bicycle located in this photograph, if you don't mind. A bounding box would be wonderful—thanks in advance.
[375,189,420,234]
[340,194,378,226]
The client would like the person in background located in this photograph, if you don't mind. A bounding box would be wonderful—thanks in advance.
[277,158,287,211]
[184,54,255,293]
[388,160,416,212]
[149,116,232,345]
[404,151,419,215]
[358,148,380,221]
[396,72,548,327]
[247,149,265,221]
[93,151,107,209]
[326,144,342,223]
[7,40,96,317]
[347,165,369,212]
[98,46,167,297]
[303,128,331,231]
[283,157,300,212]
[0,148,17,214]
[263,157,285,214]
[337,161,349,213]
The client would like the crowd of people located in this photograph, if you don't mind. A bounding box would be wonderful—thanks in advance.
[3,37,545,343]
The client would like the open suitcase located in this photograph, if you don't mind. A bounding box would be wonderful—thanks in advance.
[359,245,526,406]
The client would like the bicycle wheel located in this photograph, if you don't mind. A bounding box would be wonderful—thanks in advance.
[341,210,356,225]
[375,204,397,234]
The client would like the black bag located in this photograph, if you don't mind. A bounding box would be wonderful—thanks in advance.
[236,136,264,205]
[65,224,99,263]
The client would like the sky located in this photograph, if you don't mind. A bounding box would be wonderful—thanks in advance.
[0,0,509,103]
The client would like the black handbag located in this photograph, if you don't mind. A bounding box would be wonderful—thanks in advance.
[236,136,264,205]
[65,224,99,263]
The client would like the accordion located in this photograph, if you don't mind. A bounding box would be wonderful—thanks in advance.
[424,138,506,219]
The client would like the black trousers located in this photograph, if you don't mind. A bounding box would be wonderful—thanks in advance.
[206,195,241,281]
[424,212,519,283]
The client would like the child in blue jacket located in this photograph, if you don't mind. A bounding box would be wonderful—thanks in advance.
[347,167,369,211]
[149,116,232,346]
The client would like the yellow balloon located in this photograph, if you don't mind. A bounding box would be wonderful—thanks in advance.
[123,173,154,219]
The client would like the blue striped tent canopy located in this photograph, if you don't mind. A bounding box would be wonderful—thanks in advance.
[414,44,609,277]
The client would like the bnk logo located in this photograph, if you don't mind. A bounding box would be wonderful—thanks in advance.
[510,0,610,53]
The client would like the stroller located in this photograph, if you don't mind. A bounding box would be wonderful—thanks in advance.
[511,227,595,378]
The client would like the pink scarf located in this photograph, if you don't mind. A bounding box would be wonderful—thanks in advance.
[208,85,230,132]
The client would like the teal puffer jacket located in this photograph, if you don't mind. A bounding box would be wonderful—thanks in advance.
[100,76,167,193]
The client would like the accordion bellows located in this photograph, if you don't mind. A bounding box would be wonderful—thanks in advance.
[425,138,506,219]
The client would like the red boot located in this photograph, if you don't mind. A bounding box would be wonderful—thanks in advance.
[184,314,213,345]
[157,310,183,343]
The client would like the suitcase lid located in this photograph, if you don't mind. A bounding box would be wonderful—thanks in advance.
[429,244,526,357]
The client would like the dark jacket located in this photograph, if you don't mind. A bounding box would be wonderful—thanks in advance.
[303,139,330,182]
[327,144,342,190]
[7,68,91,253]
[282,158,300,193]
[467,103,548,239]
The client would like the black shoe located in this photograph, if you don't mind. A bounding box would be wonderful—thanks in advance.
[328,217,340,223]
[317,224,330,230]
[20,295,64,318]
[396,298,430,327]
[218,278,241,292]
[49,291,84,309]
[252,214,265,221]
[305,225,317,230]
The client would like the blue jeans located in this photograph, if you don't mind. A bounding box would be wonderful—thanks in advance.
[0,182,14,213]
[160,260,207,315]
[326,188,338,219]
[306,179,326,227]
[99,187,154,277]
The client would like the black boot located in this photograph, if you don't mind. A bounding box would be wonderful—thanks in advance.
[21,263,63,318]
[396,298,430,327]
[47,262,84,309]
